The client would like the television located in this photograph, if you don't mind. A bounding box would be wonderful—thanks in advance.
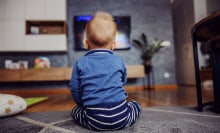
[73,15,131,50]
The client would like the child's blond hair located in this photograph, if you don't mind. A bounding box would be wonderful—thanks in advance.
[85,11,117,48]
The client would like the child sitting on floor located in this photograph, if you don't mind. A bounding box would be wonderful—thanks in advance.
[69,11,141,131]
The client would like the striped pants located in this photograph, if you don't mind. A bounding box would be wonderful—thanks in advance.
[71,100,141,131]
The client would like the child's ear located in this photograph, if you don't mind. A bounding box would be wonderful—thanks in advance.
[111,41,116,50]
[83,39,89,49]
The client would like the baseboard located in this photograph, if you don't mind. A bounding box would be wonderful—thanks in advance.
[0,85,178,96]
[125,84,177,92]
[0,88,70,96]
[153,84,178,90]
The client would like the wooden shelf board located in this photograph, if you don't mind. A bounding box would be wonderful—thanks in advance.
[0,65,145,82]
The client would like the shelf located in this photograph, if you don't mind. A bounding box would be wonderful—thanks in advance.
[0,69,21,82]
[21,68,65,81]
[26,20,66,35]
[0,65,145,82]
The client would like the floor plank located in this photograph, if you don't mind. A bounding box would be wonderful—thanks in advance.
[0,85,213,112]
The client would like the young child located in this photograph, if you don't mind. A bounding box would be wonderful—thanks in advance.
[69,11,141,131]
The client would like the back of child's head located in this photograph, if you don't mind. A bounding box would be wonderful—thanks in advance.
[85,11,117,48]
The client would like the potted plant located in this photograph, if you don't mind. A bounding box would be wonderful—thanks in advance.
[132,33,166,89]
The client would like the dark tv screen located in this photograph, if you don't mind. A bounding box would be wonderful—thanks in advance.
[74,15,131,50]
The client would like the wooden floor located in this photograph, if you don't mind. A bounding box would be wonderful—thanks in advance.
[0,85,213,112]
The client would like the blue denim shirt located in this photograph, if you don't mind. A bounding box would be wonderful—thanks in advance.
[69,49,128,107]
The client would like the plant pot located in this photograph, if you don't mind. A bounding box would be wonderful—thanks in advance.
[144,60,152,74]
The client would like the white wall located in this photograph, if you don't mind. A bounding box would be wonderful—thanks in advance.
[194,0,209,69]
[193,0,207,23]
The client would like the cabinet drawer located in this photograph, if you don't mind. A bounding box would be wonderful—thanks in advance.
[64,67,72,80]
[24,35,67,51]
[0,69,20,82]
[21,68,64,81]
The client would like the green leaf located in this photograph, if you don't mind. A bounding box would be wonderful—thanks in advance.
[141,33,148,45]
[132,39,144,48]
[154,46,164,53]
[132,33,165,61]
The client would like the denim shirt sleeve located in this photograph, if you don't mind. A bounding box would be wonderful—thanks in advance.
[69,61,82,106]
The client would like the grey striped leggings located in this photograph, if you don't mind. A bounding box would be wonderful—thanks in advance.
[71,100,141,131]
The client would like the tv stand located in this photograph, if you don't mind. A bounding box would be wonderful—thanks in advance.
[0,65,145,82]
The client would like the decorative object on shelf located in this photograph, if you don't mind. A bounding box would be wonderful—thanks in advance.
[30,26,40,34]
[34,56,51,69]
[132,33,168,90]
[18,61,29,69]
[4,60,28,69]
[5,60,12,69]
